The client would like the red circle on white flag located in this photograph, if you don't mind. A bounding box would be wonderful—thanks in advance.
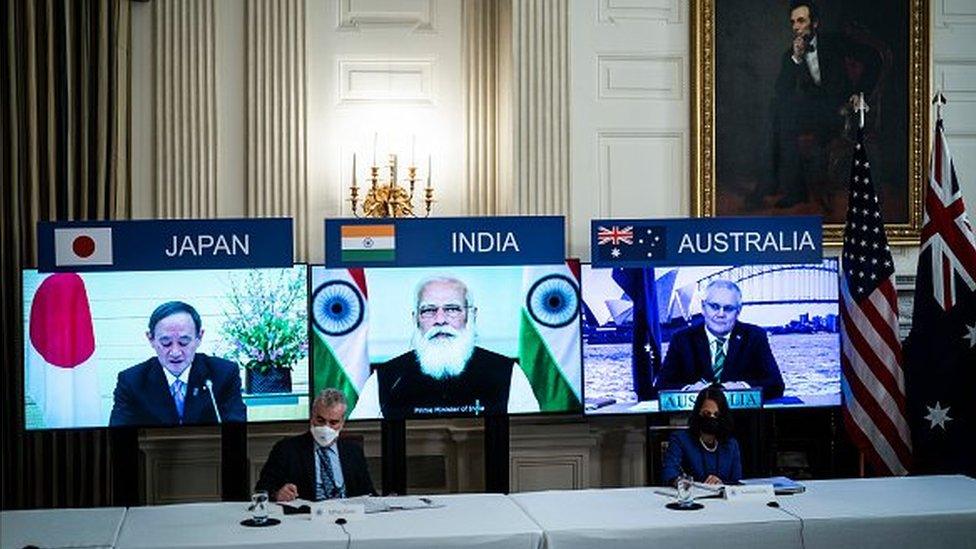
[72,235,96,258]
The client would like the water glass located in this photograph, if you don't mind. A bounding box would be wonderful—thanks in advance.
[676,474,694,507]
[250,491,269,524]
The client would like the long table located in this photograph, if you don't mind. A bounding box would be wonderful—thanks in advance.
[113,493,542,549]
[779,475,976,549]
[4,476,975,549]
[510,486,801,549]
[0,507,127,549]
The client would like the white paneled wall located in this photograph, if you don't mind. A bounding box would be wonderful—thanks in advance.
[305,0,463,262]
[568,0,689,259]
[935,0,976,214]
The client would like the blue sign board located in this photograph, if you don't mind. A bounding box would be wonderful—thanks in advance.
[591,216,822,268]
[658,388,764,412]
[325,216,565,268]
[37,218,294,272]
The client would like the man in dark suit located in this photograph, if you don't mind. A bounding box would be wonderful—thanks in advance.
[109,301,246,426]
[348,276,540,419]
[655,280,785,401]
[755,1,849,209]
[256,388,375,501]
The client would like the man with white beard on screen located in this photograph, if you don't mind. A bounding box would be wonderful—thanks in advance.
[349,276,540,419]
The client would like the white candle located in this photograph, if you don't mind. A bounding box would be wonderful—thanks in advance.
[427,155,432,188]
[411,135,416,166]
[352,153,357,187]
[372,132,378,165]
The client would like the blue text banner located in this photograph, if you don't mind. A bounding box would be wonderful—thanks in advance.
[37,218,294,272]
[591,216,822,268]
[325,216,565,268]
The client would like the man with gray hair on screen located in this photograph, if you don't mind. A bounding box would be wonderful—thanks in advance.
[655,279,785,400]
[350,276,540,419]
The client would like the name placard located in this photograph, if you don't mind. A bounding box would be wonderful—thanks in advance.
[658,388,763,412]
[724,484,776,503]
[324,216,565,268]
[312,501,365,523]
[37,218,293,272]
[590,216,822,268]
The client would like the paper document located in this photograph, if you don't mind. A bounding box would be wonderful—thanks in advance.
[346,496,443,513]
[653,485,724,501]
[740,476,806,494]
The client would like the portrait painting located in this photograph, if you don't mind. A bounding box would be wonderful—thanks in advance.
[692,0,928,243]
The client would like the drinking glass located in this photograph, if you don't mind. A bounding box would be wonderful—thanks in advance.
[676,474,694,507]
[250,491,269,524]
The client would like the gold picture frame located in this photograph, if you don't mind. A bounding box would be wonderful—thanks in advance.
[691,0,928,244]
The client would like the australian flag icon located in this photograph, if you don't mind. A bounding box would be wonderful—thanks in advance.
[595,224,667,265]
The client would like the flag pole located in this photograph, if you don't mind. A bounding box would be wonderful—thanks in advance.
[932,91,947,123]
[856,92,868,129]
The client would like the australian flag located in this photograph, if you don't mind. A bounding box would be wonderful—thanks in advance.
[903,118,976,476]
[611,268,662,401]
[595,224,667,266]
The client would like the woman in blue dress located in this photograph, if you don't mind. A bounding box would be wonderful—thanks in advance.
[661,385,742,486]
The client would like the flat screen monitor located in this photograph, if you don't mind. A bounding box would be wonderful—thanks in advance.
[22,265,310,429]
[310,264,583,419]
[582,259,840,414]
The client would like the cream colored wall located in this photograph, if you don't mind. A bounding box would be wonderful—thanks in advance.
[128,0,976,503]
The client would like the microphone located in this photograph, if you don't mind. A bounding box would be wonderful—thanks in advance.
[205,379,222,423]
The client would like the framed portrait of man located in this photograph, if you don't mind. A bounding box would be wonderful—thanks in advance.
[691,0,928,244]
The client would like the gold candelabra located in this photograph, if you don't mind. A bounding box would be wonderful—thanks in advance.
[348,153,434,218]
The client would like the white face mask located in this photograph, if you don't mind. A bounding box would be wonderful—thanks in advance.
[311,425,339,447]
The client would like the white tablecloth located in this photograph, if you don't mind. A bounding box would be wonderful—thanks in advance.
[114,494,543,549]
[778,475,976,549]
[0,507,127,549]
[510,487,802,549]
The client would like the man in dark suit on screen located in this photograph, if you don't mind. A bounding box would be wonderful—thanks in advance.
[109,301,247,426]
[655,280,785,401]
[256,388,375,501]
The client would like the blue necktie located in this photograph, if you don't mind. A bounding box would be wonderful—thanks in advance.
[170,379,186,421]
[316,445,343,500]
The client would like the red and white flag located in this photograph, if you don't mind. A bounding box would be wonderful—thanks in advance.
[54,227,113,266]
[839,128,912,475]
[27,273,103,428]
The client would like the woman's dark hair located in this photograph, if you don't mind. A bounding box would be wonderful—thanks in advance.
[148,301,202,336]
[687,385,735,441]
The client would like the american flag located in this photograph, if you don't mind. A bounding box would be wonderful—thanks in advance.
[840,128,912,476]
[597,226,634,246]
[904,117,976,476]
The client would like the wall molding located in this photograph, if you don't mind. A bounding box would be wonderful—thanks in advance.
[337,58,435,105]
[597,54,683,100]
[596,130,685,217]
[337,0,436,33]
[598,0,682,25]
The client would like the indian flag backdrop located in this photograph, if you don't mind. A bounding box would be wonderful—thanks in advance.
[311,268,371,414]
[519,263,583,412]
[340,224,395,263]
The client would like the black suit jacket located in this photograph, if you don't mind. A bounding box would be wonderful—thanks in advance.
[255,432,376,500]
[109,353,247,426]
[773,33,847,139]
[655,322,785,400]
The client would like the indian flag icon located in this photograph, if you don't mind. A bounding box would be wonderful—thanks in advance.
[341,224,395,262]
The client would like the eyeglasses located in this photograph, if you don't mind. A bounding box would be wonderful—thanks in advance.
[703,301,740,314]
[417,304,469,320]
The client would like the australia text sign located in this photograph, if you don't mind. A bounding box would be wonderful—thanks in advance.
[591,216,822,268]
[37,218,294,272]
[325,216,565,268]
